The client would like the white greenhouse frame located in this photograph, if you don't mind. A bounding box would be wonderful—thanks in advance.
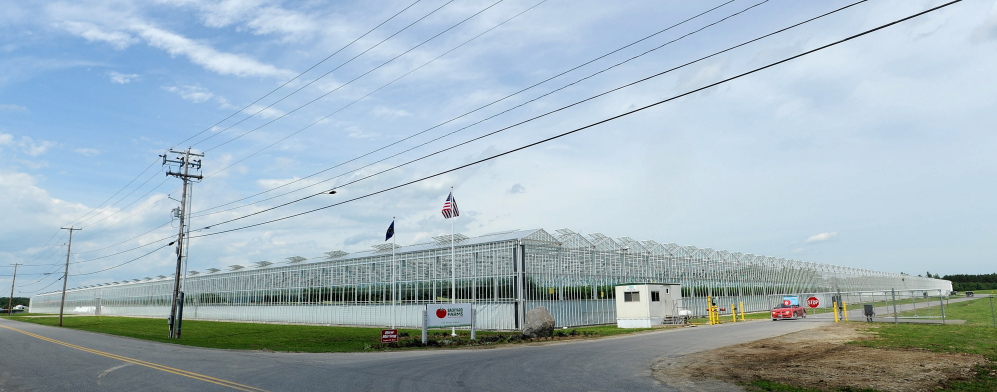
[30,228,952,330]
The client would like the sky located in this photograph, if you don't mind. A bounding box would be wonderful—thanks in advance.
[1,0,994,297]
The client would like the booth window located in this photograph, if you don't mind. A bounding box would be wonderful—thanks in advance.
[624,292,640,302]
[651,291,660,302]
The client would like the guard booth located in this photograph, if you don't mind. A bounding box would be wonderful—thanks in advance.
[614,283,681,328]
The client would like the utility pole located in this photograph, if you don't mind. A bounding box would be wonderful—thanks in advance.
[59,227,81,327]
[161,148,203,339]
[7,263,20,316]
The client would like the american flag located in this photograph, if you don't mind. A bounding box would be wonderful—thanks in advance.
[442,192,459,219]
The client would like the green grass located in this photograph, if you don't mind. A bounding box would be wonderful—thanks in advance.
[4,315,652,352]
[747,380,878,392]
[894,296,997,326]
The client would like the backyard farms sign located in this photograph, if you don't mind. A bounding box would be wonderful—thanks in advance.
[426,304,473,327]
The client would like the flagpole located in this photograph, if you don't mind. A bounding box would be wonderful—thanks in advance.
[392,217,396,329]
[451,187,457,336]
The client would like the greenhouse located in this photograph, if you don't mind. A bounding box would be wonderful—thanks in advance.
[29,228,952,330]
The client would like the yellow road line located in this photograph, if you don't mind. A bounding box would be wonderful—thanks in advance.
[0,324,270,392]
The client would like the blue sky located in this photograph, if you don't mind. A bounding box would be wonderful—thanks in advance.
[1,0,994,296]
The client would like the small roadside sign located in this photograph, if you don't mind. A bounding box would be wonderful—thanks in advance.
[807,296,820,308]
[381,329,398,343]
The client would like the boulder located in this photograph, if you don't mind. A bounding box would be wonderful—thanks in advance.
[523,306,555,339]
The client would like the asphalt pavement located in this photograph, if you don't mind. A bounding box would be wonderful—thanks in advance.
[2,295,984,392]
[0,316,829,392]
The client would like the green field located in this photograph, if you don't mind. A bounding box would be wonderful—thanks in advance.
[1,314,653,352]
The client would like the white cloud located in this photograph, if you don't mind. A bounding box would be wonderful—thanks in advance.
[58,21,137,50]
[0,104,27,112]
[972,1,997,42]
[805,232,837,244]
[164,84,214,103]
[166,0,321,40]
[1,135,57,157]
[107,71,139,84]
[370,107,412,118]
[243,104,285,120]
[132,24,294,79]
[74,148,101,156]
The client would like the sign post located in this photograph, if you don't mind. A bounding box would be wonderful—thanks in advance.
[422,303,474,344]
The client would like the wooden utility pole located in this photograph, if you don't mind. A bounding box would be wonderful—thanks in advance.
[7,263,20,316]
[161,148,203,339]
[59,227,81,327]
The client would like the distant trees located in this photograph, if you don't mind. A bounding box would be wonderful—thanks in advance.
[3,297,30,308]
[942,273,997,291]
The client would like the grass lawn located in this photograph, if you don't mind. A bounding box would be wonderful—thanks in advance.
[1,314,653,352]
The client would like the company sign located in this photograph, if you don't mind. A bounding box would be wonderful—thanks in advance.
[782,296,799,306]
[426,304,472,327]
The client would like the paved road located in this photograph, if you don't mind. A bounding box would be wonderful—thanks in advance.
[0,317,829,392]
[4,296,983,392]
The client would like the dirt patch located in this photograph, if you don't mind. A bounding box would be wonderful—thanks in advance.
[654,323,987,392]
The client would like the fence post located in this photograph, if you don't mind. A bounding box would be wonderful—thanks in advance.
[912,291,917,317]
[421,309,428,344]
[891,289,898,325]
[939,291,946,325]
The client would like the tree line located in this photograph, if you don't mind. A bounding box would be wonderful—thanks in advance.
[941,273,997,291]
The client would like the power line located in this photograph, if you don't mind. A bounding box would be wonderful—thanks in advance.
[192,0,867,231]
[184,0,433,149]
[70,245,171,277]
[12,1,431,277]
[190,0,737,217]
[190,0,961,238]
[200,0,504,160]
[65,159,161,228]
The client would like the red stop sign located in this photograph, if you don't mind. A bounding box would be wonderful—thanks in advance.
[807,296,820,308]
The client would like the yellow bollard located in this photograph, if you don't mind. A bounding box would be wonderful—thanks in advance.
[731,304,737,322]
[739,301,746,321]
[833,302,839,322]
[843,301,849,321]
[707,296,715,325]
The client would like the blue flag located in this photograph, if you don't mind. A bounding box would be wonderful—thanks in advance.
[385,220,395,241]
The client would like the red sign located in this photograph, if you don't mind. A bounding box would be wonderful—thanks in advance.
[381,329,398,343]
[783,300,792,306]
[806,296,820,308]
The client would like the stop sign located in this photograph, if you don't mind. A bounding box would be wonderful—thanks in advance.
[807,296,820,308]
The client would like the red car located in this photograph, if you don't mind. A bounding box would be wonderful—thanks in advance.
[771,303,806,320]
